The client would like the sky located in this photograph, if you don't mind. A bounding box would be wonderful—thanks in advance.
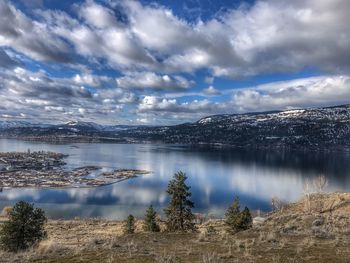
[0,0,350,125]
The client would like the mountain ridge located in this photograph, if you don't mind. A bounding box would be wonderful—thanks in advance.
[1,104,350,150]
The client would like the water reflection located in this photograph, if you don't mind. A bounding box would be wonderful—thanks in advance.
[0,139,349,219]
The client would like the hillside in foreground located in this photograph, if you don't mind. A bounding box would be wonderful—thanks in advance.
[1,104,350,150]
[1,192,349,262]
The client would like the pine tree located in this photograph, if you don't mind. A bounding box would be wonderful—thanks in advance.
[143,205,160,232]
[225,197,252,232]
[0,201,47,252]
[239,207,253,230]
[164,171,195,232]
[225,196,241,230]
[123,214,135,234]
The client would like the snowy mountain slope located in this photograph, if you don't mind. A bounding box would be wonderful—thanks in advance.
[1,105,350,150]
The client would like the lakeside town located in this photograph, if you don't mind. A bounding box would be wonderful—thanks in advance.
[0,151,149,188]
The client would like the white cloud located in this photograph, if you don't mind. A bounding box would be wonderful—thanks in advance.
[123,0,199,53]
[138,95,220,113]
[229,75,350,112]
[116,72,193,90]
[204,76,214,84]
[0,1,72,63]
[72,73,114,88]
[203,86,221,95]
[79,0,119,29]
[0,48,21,68]
[137,75,350,118]
[122,0,350,77]
[2,0,349,77]
[1,0,350,124]
[37,3,157,70]
[0,67,135,124]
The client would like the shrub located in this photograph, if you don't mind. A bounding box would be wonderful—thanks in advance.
[206,225,217,235]
[164,171,196,232]
[123,214,135,234]
[143,205,160,232]
[0,201,47,252]
[225,197,252,232]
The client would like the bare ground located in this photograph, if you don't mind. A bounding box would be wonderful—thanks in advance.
[1,192,349,262]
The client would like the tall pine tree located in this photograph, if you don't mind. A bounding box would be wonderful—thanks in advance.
[164,171,195,232]
[143,205,160,232]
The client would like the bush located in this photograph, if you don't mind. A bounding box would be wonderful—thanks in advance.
[164,171,196,232]
[225,197,252,232]
[206,225,217,235]
[143,205,160,232]
[123,214,135,234]
[0,201,47,252]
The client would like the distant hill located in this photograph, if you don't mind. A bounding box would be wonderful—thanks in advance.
[1,104,350,150]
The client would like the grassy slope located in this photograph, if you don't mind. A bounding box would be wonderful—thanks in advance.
[1,192,349,262]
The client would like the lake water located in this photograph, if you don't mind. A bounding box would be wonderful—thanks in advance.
[0,139,349,220]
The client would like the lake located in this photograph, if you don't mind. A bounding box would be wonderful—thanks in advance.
[0,139,349,220]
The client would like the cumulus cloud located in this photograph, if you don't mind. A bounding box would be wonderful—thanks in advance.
[203,86,221,95]
[1,0,350,77]
[121,0,350,77]
[78,0,120,29]
[137,75,350,117]
[38,1,157,70]
[0,67,135,123]
[72,73,114,88]
[0,1,72,63]
[229,75,350,112]
[116,72,193,90]
[138,95,220,113]
[1,0,350,124]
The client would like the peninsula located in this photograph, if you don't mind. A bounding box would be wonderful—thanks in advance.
[0,151,149,188]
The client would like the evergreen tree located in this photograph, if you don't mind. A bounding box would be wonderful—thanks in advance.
[239,207,253,230]
[123,214,135,234]
[0,201,47,252]
[143,205,160,232]
[164,171,195,232]
[225,197,252,232]
[225,196,241,229]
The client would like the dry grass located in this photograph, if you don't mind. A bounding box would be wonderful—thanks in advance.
[0,192,349,262]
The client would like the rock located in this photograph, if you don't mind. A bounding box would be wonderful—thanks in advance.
[312,218,324,226]
[311,227,330,238]
[253,216,266,225]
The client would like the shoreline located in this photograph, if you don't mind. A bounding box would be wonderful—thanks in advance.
[2,136,350,153]
[1,192,349,262]
[0,151,150,189]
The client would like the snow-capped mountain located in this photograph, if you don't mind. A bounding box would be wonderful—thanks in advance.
[1,104,350,150]
[0,120,47,129]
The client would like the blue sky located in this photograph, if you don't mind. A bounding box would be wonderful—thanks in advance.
[0,0,350,124]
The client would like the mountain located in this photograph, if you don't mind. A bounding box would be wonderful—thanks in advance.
[1,105,350,150]
[0,120,50,129]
